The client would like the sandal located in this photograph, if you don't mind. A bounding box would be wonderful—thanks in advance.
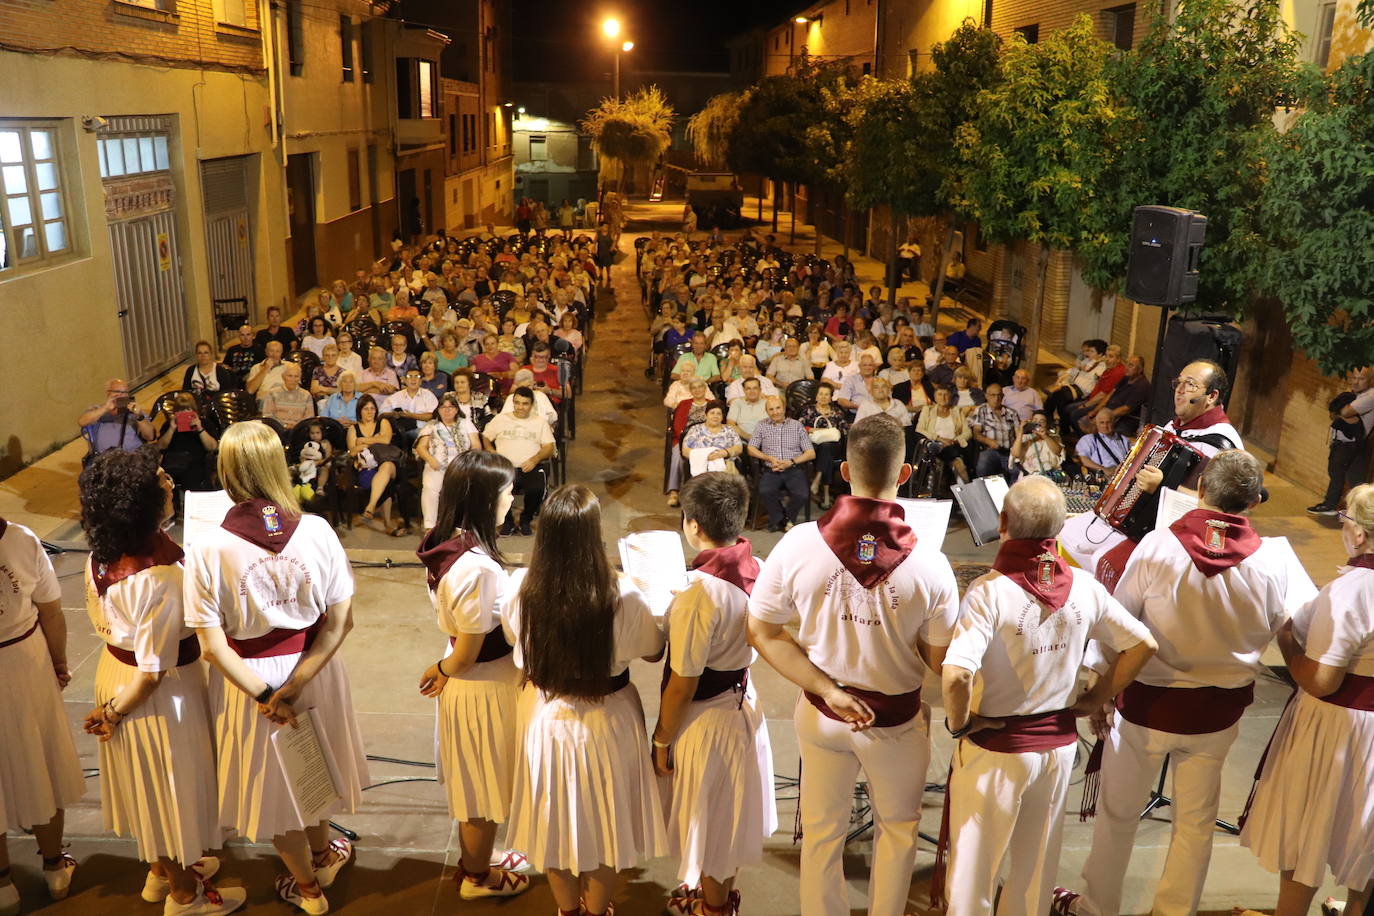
[361,508,376,521]
[391,525,411,538]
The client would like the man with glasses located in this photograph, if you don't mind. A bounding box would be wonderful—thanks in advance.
[383,369,439,449]
[77,379,154,455]
[969,384,1021,482]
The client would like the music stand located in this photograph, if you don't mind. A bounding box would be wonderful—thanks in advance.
[950,476,1007,547]
[1140,753,1239,835]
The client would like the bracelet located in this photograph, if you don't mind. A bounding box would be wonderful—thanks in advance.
[945,717,972,740]
[253,684,275,704]
[104,699,124,723]
[436,656,451,678]
[652,737,671,750]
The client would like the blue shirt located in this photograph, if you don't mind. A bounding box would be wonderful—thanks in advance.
[948,330,982,353]
[321,393,361,423]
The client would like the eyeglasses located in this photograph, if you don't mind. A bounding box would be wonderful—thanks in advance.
[1172,378,1204,393]
[1339,510,1355,525]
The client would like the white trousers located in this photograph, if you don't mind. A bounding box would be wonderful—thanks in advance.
[795,696,930,916]
[1073,717,1239,916]
[946,739,1076,916]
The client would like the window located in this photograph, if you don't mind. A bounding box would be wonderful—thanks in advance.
[1014,23,1039,43]
[286,0,303,76]
[340,15,354,82]
[214,0,246,26]
[120,0,176,12]
[360,21,373,82]
[97,130,169,179]
[395,58,439,118]
[418,60,435,117]
[982,0,993,28]
[529,135,547,161]
[347,149,361,211]
[0,124,71,271]
[1103,4,1135,50]
[1313,1,1337,67]
[448,114,457,156]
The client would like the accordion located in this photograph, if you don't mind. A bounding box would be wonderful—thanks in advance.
[1094,425,1208,541]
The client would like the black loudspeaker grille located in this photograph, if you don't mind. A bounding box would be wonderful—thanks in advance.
[1146,316,1242,425]
[1126,206,1206,307]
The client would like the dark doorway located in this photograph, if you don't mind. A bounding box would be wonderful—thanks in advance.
[397,167,417,242]
[422,168,433,236]
[286,153,317,294]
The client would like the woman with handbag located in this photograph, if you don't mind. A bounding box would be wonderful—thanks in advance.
[799,380,849,509]
[346,395,402,533]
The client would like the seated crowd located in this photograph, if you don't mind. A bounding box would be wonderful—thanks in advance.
[79,228,600,540]
[641,228,1154,528]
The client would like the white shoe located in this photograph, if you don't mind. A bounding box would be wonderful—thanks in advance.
[163,880,247,916]
[0,882,18,916]
[489,849,531,874]
[42,853,77,900]
[310,838,352,889]
[457,866,530,900]
[143,857,222,902]
[276,875,328,915]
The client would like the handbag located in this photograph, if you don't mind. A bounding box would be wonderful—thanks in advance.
[809,427,841,445]
[365,442,404,465]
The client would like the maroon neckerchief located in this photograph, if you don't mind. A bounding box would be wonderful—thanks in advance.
[691,538,759,596]
[91,530,184,598]
[1094,538,1140,596]
[816,496,915,589]
[220,498,301,554]
[1169,508,1261,577]
[992,537,1072,612]
[416,528,481,591]
[1347,554,1374,571]
[1171,405,1229,433]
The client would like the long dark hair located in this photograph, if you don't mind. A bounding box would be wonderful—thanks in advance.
[432,450,513,566]
[78,447,166,566]
[517,484,617,700]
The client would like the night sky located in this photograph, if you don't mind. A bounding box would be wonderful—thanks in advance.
[511,0,800,80]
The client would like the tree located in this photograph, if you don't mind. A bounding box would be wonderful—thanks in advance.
[1079,0,1307,313]
[580,86,675,194]
[951,15,1125,367]
[1261,49,1374,374]
[687,89,750,170]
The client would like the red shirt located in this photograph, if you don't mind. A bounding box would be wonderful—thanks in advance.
[1089,363,1126,400]
[525,363,562,402]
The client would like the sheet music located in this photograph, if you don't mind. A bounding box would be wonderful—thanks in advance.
[181,489,235,548]
[1156,486,1198,530]
[895,499,953,553]
[270,709,342,825]
[984,476,1010,514]
[618,531,689,617]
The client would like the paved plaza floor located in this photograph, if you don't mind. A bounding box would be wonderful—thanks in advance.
[0,201,1351,915]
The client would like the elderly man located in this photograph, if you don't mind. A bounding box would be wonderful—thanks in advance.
[940,477,1157,916]
[1003,369,1044,425]
[383,369,440,447]
[924,332,949,370]
[727,377,770,442]
[854,377,911,426]
[725,355,778,402]
[77,378,155,454]
[245,340,288,400]
[768,337,810,388]
[483,387,556,537]
[1075,411,1132,476]
[1089,354,1151,435]
[968,383,1021,481]
[526,318,574,360]
[749,414,960,916]
[747,396,816,532]
[260,364,314,430]
[1053,450,1316,916]
[223,324,262,383]
[359,346,400,398]
[672,331,723,384]
[837,354,880,411]
[929,345,963,389]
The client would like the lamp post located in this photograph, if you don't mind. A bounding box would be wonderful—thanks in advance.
[601,17,633,99]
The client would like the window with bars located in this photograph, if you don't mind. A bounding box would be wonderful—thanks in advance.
[286,0,304,76]
[347,148,362,211]
[341,15,354,82]
[97,131,170,179]
[0,124,72,272]
[1313,1,1337,67]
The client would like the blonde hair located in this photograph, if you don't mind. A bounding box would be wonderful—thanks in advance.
[1346,484,1374,538]
[217,422,301,516]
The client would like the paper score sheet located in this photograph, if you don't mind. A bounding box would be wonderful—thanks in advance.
[618,530,689,618]
[270,709,343,826]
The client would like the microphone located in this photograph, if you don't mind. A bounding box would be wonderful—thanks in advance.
[1187,395,1205,405]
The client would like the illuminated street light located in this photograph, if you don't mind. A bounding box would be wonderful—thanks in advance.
[794,16,808,23]
[622,40,634,52]
[602,17,620,39]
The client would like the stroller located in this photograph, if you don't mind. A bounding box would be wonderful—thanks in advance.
[982,319,1027,388]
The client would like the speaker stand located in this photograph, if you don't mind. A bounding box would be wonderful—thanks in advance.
[1140,753,1239,835]
[1145,305,1172,427]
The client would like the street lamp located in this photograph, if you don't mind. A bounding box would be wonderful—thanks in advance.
[601,16,632,98]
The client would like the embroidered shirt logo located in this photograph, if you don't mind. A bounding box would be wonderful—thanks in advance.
[1204,519,1227,553]
[262,505,283,535]
[857,533,877,565]
[1037,552,1057,587]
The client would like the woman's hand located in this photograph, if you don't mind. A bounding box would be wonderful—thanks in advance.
[709,448,728,460]
[419,663,448,698]
[259,683,300,727]
[652,742,674,777]
[53,661,72,689]
[82,707,116,741]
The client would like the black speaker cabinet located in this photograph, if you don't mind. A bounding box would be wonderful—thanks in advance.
[1126,206,1207,306]
[1146,315,1242,424]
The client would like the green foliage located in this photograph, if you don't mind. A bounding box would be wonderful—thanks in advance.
[951,16,1123,255]
[580,86,675,169]
[1261,50,1374,373]
[687,90,751,170]
[1080,0,1309,313]
[731,58,855,185]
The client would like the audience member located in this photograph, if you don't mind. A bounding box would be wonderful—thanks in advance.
[223,324,262,383]
[747,396,815,532]
[245,340,288,400]
[1003,368,1045,424]
[1076,409,1132,476]
[482,388,555,536]
[182,340,239,392]
[969,383,1021,481]
[727,378,770,442]
[78,378,155,455]
[253,306,297,353]
[260,364,315,430]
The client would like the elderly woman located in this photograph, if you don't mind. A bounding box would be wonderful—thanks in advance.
[1238,483,1374,916]
[448,370,492,432]
[881,347,909,387]
[319,371,362,426]
[799,379,850,509]
[386,333,418,379]
[497,317,527,365]
[417,351,451,400]
[951,366,987,415]
[680,401,742,477]
[311,343,345,398]
[415,393,482,533]
[334,331,364,377]
[915,386,971,484]
[666,377,713,508]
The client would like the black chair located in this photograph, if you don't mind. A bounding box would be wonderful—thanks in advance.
[786,379,820,419]
[211,390,261,429]
[382,320,412,342]
[286,348,321,386]
[213,298,249,336]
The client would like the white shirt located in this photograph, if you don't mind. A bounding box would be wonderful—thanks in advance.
[1095,529,1317,688]
[433,547,508,639]
[0,521,61,642]
[505,576,664,678]
[184,514,354,638]
[945,568,1150,717]
[336,352,364,377]
[498,390,558,428]
[86,563,192,673]
[1348,389,1374,437]
[1003,385,1044,424]
[483,410,555,466]
[821,360,859,385]
[251,362,287,398]
[667,566,758,677]
[301,334,336,359]
[749,522,960,695]
[856,399,912,426]
[383,387,439,417]
[1292,565,1374,677]
[1159,415,1243,458]
[924,346,943,370]
[725,376,778,401]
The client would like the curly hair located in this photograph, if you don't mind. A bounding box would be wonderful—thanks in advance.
[78,446,166,566]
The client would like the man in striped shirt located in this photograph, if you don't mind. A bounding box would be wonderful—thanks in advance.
[747,396,816,532]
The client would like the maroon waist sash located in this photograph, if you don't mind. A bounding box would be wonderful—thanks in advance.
[1116,681,1255,735]
[607,669,631,693]
[969,708,1077,752]
[106,635,201,669]
[805,685,922,728]
[448,626,514,664]
[228,614,326,659]
[1320,672,1374,711]
[0,620,38,650]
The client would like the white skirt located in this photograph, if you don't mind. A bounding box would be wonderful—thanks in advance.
[94,649,220,864]
[1240,690,1374,888]
[435,654,520,823]
[507,681,668,874]
[660,684,778,885]
[0,629,85,830]
[209,651,369,841]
